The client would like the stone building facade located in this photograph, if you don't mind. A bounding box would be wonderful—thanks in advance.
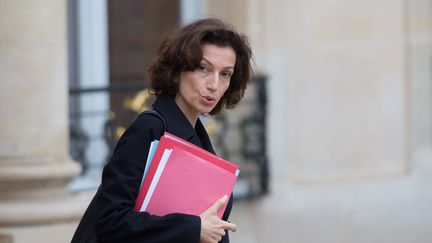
[1,0,431,242]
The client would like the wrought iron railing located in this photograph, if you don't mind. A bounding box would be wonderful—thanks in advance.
[69,75,269,198]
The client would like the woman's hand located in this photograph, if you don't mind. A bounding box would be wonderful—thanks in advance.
[199,195,237,243]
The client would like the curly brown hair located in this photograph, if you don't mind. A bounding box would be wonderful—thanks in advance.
[148,18,253,115]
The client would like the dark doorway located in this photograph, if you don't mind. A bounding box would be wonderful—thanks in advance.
[107,0,180,136]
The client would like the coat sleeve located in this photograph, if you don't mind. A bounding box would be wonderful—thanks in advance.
[94,114,201,243]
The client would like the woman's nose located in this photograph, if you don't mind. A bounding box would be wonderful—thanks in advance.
[207,73,219,90]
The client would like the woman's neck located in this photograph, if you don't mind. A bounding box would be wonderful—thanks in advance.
[174,94,199,128]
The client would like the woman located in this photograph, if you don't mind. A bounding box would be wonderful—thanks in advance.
[72,18,253,243]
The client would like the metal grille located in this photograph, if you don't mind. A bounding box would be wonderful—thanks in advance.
[69,75,269,198]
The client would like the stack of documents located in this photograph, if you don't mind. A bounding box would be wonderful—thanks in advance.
[134,132,240,218]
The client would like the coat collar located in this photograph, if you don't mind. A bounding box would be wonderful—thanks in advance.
[152,94,215,154]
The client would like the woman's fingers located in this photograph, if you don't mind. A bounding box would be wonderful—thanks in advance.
[199,195,237,243]
[208,195,228,214]
[221,221,237,232]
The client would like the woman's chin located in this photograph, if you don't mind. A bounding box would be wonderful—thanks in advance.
[196,104,216,114]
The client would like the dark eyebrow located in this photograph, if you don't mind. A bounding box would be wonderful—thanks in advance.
[201,58,212,66]
[201,57,234,70]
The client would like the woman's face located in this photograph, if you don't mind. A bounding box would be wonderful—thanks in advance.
[175,44,236,124]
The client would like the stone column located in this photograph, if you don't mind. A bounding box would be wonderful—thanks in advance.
[0,1,85,242]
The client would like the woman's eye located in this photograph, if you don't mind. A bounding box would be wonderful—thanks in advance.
[221,71,232,79]
[198,65,208,72]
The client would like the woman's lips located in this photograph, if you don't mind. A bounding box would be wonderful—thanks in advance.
[201,95,216,106]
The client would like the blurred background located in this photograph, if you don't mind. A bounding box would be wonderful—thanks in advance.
[1,0,432,242]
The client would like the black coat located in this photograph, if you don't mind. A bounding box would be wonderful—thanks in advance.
[71,94,233,243]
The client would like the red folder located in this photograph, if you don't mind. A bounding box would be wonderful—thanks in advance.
[141,146,237,217]
[163,132,239,173]
[134,132,239,217]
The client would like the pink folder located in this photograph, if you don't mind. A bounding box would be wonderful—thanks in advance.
[134,132,239,217]
[142,146,237,217]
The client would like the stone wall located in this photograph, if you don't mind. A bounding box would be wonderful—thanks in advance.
[206,0,432,242]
